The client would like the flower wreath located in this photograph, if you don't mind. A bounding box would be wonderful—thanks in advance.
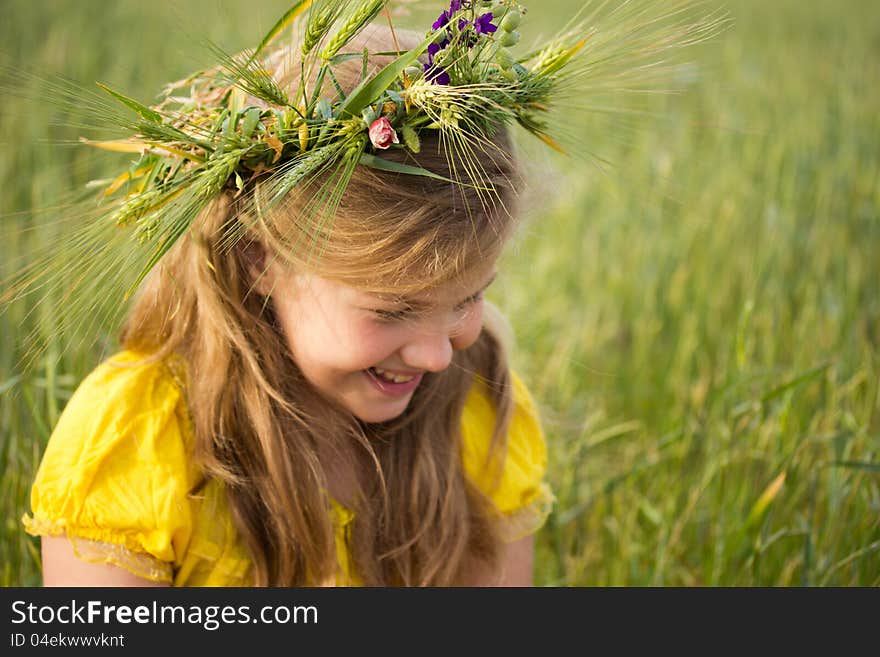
[4,0,723,347]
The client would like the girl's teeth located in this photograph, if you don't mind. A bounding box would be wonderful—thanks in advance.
[373,367,414,383]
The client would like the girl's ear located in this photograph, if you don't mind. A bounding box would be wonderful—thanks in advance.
[240,238,276,296]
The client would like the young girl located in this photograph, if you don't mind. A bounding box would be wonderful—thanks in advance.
[21,2,557,587]
[18,0,717,586]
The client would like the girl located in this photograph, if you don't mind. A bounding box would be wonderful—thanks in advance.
[22,2,556,587]
[17,0,717,586]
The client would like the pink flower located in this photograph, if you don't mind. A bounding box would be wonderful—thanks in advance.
[368,117,399,150]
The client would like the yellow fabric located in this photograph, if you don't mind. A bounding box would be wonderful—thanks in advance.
[461,374,555,541]
[22,351,552,585]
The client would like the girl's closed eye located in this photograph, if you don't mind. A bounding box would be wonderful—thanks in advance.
[455,291,484,312]
[371,292,483,323]
[373,309,407,322]
[372,305,416,322]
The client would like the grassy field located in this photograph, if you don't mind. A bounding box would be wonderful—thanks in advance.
[1,0,878,586]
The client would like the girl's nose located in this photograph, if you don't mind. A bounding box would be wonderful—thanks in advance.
[400,330,454,373]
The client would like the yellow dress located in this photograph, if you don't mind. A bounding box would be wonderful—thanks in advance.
[22,351,553,585]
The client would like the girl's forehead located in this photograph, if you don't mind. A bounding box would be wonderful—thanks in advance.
[290,260,497,307]
[315,266,496,306]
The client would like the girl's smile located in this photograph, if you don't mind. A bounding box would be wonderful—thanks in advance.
[363,367,424,396]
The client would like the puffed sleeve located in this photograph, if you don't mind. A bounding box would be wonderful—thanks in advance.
[21,351,196,583]
[461,371,555,541]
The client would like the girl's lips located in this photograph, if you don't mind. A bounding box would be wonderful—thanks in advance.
[363,368,423,397]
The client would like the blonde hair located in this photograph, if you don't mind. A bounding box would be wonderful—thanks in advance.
[120,25,521,586]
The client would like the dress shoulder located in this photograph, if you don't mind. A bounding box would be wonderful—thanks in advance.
[21,350,196,583]
[461,371,555,541]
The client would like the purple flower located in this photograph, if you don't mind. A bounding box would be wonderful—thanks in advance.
[432,1,470,31]
[475,12,497,35]
[423,62,450,86]
[426,0,483,75]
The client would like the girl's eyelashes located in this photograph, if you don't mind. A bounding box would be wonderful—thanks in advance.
[454,291,484,312]
[371,292,484,323]
[372,307,414,322]
[371,300,420,321]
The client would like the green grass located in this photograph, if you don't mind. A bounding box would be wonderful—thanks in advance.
[2,0,878,586]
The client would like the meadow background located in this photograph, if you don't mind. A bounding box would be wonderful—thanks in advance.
[1,0,877,586]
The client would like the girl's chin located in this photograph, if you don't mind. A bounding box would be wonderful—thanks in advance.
[353,404,408,424]
[350,384,414,424]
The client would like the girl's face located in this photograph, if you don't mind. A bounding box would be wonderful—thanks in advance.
[264,264,496,423]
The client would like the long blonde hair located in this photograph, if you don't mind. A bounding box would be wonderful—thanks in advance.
[120,25,521,586]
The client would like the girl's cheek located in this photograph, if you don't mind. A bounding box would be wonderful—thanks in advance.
[359,319,405,354]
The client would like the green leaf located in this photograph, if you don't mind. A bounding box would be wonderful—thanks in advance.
[327,52,371,66]
[327,67,347,100]
[316,98,333,119]
[96,82,163,124]
[401,124,420,153]
[831,460,880,473]
[760,361,831,404]
[240,107,263,139]
[338,36,432,118]
[252,0,314,61]
[359,153,455,183]
[307,66,329,114]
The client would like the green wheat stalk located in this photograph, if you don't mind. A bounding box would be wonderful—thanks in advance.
[212,44,292,108]
[319,0,387,61]
[302,0,348,57]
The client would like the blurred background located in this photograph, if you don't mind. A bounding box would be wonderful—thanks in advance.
[1,0,877,586]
